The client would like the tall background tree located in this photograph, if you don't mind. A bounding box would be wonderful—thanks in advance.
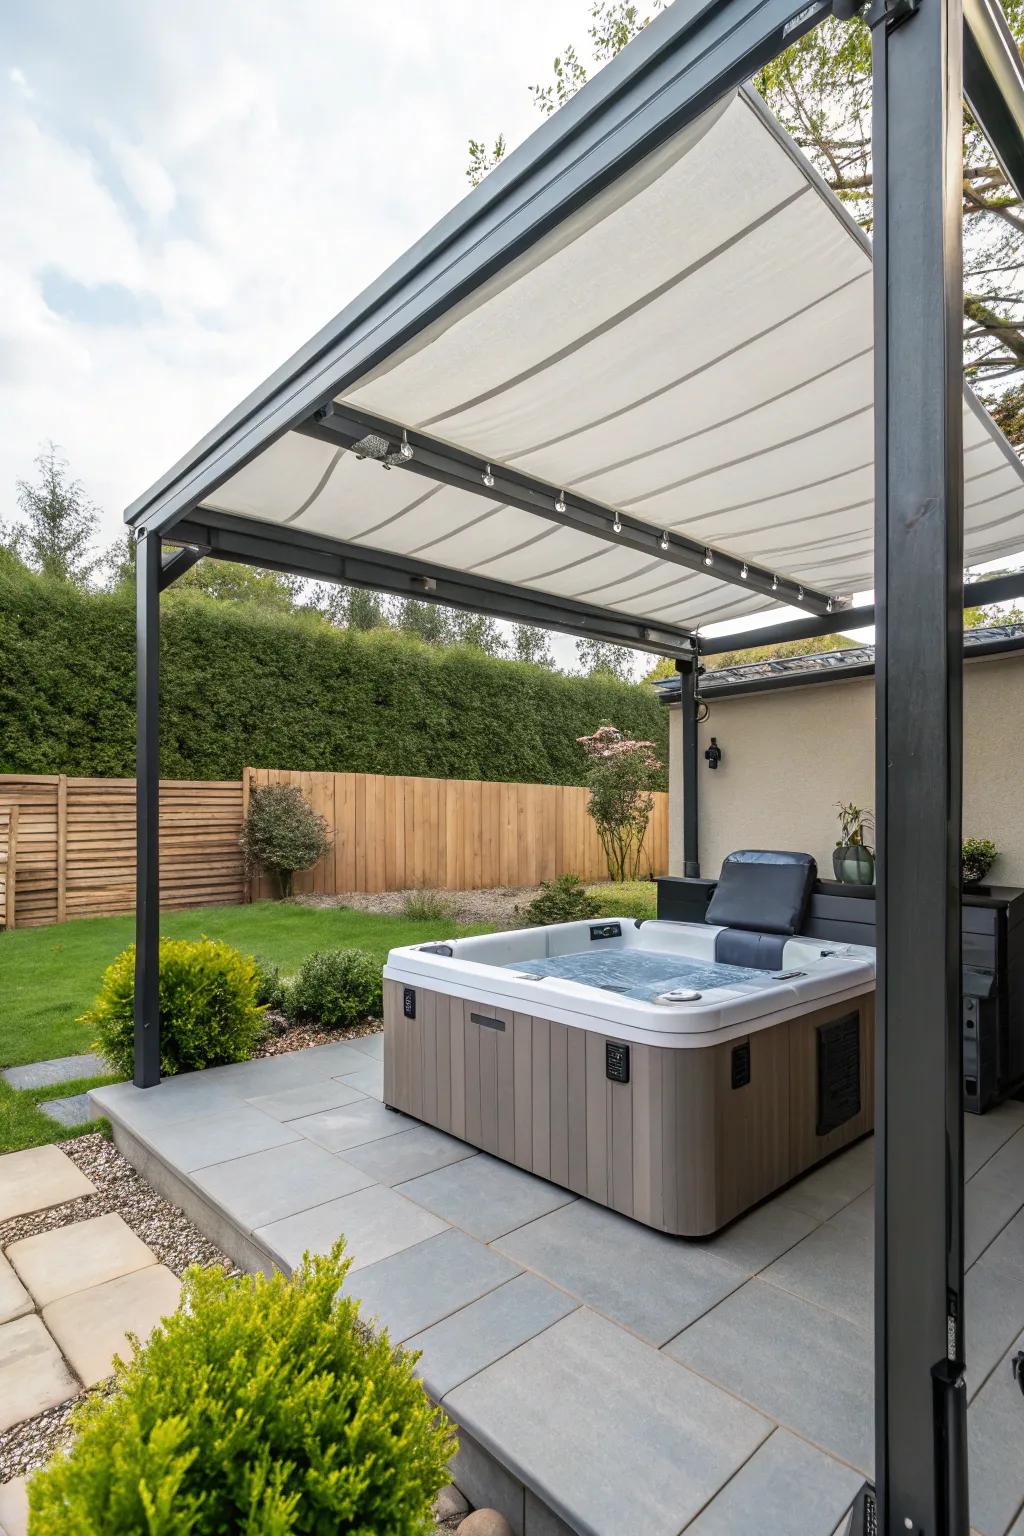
[6,442,103,586]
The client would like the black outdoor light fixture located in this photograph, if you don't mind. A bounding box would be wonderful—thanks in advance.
[704,737,723,771]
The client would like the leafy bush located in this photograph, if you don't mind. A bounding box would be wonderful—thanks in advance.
[285,948,383,1029]
[401,888,457,923]
[577,725,662,881]
[28,1242,454,1535]
[0,563,667,783]
[252,956,290,1013]
[516,873,601,927]
[241,783,334,898]
[963,837,998,884]
[85,939,265,1079]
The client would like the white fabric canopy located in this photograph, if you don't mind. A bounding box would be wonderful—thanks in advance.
[204,87,1024,634]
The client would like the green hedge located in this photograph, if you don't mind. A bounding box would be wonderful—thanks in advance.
[0,566,668,786]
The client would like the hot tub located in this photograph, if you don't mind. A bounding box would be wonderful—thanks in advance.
[383,911,875,1236]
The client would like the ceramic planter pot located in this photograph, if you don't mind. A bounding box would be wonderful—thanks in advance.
[833,844,875,885]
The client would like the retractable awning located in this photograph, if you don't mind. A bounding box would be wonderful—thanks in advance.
[139,85,1024,642]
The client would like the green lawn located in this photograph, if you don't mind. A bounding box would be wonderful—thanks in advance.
[0,902,492,1070]
[588,880,659,921]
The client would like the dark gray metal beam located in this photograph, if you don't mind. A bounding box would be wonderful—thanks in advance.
[125,0,835,540]
[172,508,696,657]
[299,406,836,615]
[134,531,161,1090]
[871,0,968,1529]
[158,543,207,591]
[964,0,1024,199]
[675,656,702,876]
[699,567,1024,654]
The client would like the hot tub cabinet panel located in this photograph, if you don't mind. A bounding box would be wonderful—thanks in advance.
[383,980,874,1236]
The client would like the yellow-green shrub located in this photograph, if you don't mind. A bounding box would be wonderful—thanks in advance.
[83,938,265,1078]
[29,1243,454,1535]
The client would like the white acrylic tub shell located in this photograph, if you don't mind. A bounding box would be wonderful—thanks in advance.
[383,918,876,1049]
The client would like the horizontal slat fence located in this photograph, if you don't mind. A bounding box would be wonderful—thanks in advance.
[0,807,17,930]
[246,768,669,899]
[0,776,245,928]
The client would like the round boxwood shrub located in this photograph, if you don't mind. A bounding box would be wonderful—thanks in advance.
[84,938,266,1079]
[28,1242,454,1534]
[516,873,601,928]
[285,947,382,1029]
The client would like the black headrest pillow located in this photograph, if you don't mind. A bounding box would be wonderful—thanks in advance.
[704,850,817,936]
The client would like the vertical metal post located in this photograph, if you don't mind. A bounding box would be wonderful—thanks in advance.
[676,651,700,877]
[871,0,967,1531]
[135,531,162,1088]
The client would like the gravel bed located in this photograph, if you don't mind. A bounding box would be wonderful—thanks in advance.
[256,1013,383,1055]
[297,885,545,927]
[0,1133,236,1482]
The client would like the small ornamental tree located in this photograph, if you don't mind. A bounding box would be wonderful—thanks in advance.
[578,725,662,882]
[240,783,334,898]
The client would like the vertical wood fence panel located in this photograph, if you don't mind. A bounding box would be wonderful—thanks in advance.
[245,768,669,900]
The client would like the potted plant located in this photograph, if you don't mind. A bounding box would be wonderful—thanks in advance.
[833,802,875,885]
[962,837,998,888]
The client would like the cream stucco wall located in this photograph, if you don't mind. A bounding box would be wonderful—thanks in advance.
[668,649,1024,887]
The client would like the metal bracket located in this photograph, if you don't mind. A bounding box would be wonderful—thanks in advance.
[833,0,918,26]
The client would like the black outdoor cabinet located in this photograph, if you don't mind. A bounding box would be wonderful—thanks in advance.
[657,875,1024,1115]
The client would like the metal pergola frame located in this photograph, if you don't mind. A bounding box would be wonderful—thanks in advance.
[127,1,1024,1529]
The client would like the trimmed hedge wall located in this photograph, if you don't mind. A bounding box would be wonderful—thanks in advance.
[0,566,668,786]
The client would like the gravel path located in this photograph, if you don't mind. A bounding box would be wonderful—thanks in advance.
[297,885,545,927]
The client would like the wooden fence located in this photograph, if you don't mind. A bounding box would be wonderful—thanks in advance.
[0,770,669,927]
[245,768,669,900]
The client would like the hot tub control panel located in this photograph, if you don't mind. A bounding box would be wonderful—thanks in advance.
[606,1040,630,1083]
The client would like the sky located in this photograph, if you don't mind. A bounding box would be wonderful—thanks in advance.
[1,2,588,560]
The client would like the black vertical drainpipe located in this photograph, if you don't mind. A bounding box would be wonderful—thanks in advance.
[676,647,700,878]
[870,0,967,1530]
[134,530,162,1089]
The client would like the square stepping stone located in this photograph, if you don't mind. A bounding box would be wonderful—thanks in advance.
[38,1092,94,1128]
[8,1212,155,1307]
[407,1270,578,1399]
[494,1196,748,1346]
[0,1144,95,1222]
[191,1139,376,1229]
[0,1253,31,1325]
[291,1097,413,1153]
[0,1475,29,1536]
[257,1184,447,1274]
[681,1427,863,1535]
[245,1078,367,1122]
[2,1053,104,1090]
[0,1315,78,1433]
[350,1228,520,1342]
[395,1153,576,1243]
[445,1307,771,1536]
[44,1264,181,1387]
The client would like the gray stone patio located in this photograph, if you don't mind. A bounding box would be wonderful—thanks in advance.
[90,1038,1024,1536]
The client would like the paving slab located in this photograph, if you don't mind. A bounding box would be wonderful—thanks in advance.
[341,1125,476,1186]
[666,1278,874,1475]
[408,1271,579,1400]
[776,1137,875,1224]
[693,1195,820,1276]
[396,1154,577,1243]
[0,1475,29,1536]
[257,1183,448,1274]
[983,1204,1024,1277]
[965,1178,1024,1269]
[0,1253,32,1325]
[7,1212,155,1307]
[244,1077,367,1122]
[351,1228,521,1342]
[337,1064,385,1099]
[964,1245,1024,1399]
[44,1263,182,1387]
[0,1144,95,1222]
[967,1326,1024,1536]
[190,1138,376,1229]
[136,1104,301,1173]
[446,1306,771,1536]
[2,1053,104,1090]
[762,1190,873,1331]
[0,1314,79,1433]
[494,1195,748,1346]
[681,1428,864,1536]
[210,1042,372,1093]
[346,1032,384,1062]
[38,1092,94,1128]
[291,1097,414,1152]
[964,1100,1024,1180]
[90,1076,244,1132]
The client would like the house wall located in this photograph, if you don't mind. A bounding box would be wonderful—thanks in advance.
[667,648,1024,887]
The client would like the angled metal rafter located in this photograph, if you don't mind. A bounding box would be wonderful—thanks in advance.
[296,405,838,615]
[172,508,698,658]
